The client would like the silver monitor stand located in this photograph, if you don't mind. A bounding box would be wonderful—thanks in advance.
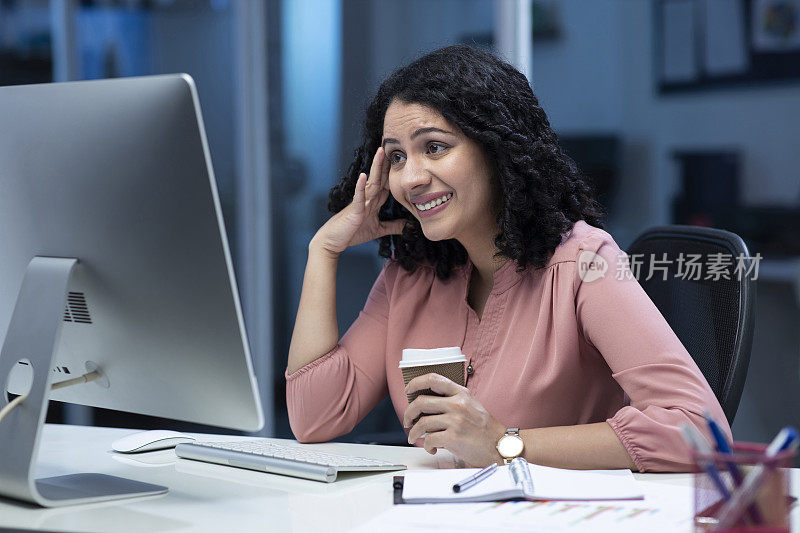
[0,257,167,506]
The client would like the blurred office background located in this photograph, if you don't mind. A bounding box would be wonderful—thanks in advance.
[1,0,798,449]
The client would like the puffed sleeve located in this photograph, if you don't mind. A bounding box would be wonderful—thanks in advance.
[285,261,394,443]
[573,231,732,472]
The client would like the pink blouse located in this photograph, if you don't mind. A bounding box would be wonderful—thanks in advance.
[285,220,731,472]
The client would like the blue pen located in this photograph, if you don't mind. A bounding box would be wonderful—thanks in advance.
[702,411,762,525]
[703,411,740,481]
[680,424,731,500]
[716,426,799,530]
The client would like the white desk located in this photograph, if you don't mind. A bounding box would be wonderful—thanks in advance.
[0,424,797,532]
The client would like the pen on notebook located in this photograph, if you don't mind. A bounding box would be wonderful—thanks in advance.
[702,410,762,525]
[452,463,498,493]
[680,424,731,501]
[716,426,799,530]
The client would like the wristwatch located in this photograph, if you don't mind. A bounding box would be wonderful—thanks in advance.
[496,428,524,464]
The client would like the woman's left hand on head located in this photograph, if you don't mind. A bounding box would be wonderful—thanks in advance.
[403,373,506,467]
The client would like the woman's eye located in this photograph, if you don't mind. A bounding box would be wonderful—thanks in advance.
[389,152,406,165]
[428,143,447,154]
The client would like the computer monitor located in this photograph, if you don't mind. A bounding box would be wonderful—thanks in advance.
[0,74,264,506]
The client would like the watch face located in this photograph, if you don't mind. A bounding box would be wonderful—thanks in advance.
[498,435,524,458]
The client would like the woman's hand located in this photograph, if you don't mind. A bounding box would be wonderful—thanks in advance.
[403,373,507,467]
[311,147,406,257]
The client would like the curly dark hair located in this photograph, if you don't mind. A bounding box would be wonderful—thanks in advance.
[328,44,605,280]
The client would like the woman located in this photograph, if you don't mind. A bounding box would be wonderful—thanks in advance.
[286,45,730,471]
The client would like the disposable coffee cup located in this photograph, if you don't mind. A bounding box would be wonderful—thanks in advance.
[399,347,467,403]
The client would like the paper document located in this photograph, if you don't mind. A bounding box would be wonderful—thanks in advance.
[352,480,692,533]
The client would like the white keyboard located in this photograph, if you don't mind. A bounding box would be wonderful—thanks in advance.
[175,439,406,483]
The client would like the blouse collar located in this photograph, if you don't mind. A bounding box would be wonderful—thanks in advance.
[460,256,525,295]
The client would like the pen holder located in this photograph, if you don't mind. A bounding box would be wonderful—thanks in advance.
[692,442,796,532]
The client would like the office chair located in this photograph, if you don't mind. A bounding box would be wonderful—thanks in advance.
[627,225,756,425]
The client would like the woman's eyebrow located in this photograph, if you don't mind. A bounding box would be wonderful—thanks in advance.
[381,127,454,150]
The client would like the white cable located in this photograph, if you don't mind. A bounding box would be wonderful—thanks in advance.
[51,370,100,390]
[0,393,28,425]
[0,370,101,424]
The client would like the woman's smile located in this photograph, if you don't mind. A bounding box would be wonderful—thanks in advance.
[414,192,453,217]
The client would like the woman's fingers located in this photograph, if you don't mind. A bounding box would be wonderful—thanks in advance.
[364,148,387,211]
[422,430,448,455]
[346,147,403,244]
[365,147,384,200]
[403,394,450,428]
[407,414,449,443]
[352,172,367,209]
[349,173,368,223]
[368,183,392,216]
[406,373,466,398]
[368,146,385,184]
[375,186,390,208]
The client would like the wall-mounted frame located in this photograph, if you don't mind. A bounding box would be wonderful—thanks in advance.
[656,0,800,93]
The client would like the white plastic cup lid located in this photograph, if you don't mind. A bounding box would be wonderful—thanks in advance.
[399,347,466,368]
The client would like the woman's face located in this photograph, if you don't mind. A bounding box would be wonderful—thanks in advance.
[382,100,499,246]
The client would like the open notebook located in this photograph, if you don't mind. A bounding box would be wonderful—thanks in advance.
[401,461,643,503]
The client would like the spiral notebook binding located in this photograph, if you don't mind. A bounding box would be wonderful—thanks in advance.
[509,457,535,497]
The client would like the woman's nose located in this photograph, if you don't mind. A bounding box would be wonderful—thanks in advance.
[399,158,432,190]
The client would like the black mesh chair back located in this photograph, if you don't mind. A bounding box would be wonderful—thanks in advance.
[627,225,756,424]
